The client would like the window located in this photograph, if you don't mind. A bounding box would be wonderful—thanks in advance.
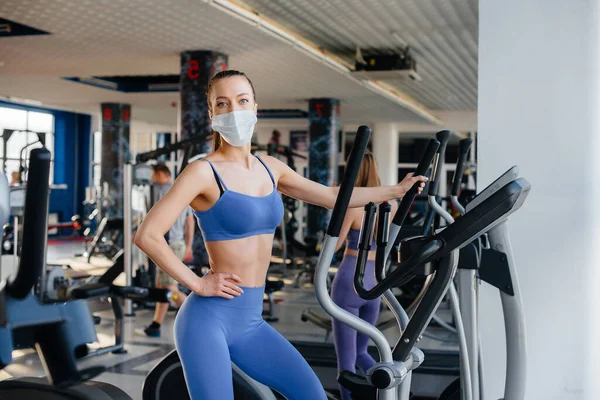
[0,107,54,184]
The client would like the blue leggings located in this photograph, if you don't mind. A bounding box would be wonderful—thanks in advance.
[174,285,327,400]
[331,255,382,400]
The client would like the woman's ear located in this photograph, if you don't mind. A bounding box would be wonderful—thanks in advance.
[254,103,258,115]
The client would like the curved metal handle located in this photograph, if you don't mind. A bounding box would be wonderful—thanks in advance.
[428,130,452,197]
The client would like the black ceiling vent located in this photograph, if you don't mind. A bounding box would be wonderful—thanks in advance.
[0,18,50,38]
[63,75,180,92]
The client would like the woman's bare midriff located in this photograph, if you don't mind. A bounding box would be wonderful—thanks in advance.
[204,233,275,287]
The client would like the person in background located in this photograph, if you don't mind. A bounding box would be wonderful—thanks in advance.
[139,163,195,337]
[9,171,20,186]
[269,129,281,147]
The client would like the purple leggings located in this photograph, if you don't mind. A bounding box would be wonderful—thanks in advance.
[330,254,381,400]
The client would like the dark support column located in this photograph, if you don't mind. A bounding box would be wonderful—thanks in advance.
[179,51,227,267]
[307,98,341,239]
[100,103,131,218]
[179,50,228,170]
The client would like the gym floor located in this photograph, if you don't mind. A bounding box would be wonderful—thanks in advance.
[4,240,458,399]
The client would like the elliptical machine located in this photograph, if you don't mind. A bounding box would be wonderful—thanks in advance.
[0,148,132,399]
[313,125,530,399]
[425,131,528,400]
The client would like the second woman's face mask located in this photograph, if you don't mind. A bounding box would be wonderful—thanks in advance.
[211,110,257,147]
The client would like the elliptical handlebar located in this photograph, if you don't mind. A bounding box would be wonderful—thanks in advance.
[428,130,451,197]
[6,148,51,299]
[450,138,473,216]
[392,139,440,228]
[326,125,371,237]
[451,138,473,196]
[427,130,455,225]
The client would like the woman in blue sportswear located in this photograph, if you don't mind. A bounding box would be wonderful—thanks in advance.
[134,70,427,400]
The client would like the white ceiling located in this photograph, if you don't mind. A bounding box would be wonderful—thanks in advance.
[240,0,479,110]
[0,0,477,129]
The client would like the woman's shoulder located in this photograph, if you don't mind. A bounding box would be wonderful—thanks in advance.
[181,158,214,177]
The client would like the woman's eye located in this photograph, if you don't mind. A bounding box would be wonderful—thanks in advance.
[240,98,249,104]
[217,102,227,107]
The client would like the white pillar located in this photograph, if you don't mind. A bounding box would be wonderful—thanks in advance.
[372,123,398,185]
[478,1,600,400]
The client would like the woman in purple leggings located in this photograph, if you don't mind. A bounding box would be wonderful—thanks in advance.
[332,152,398,400]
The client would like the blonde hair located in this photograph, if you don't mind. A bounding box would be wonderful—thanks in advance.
[206,70,257,151]
[355,151,381,188]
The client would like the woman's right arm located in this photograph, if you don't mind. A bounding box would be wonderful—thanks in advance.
[134,161,243,298]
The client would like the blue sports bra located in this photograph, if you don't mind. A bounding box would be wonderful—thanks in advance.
[346,229,376,251]
[194,156,284,242]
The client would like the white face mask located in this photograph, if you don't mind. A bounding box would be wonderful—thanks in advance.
[211,110,257,147]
